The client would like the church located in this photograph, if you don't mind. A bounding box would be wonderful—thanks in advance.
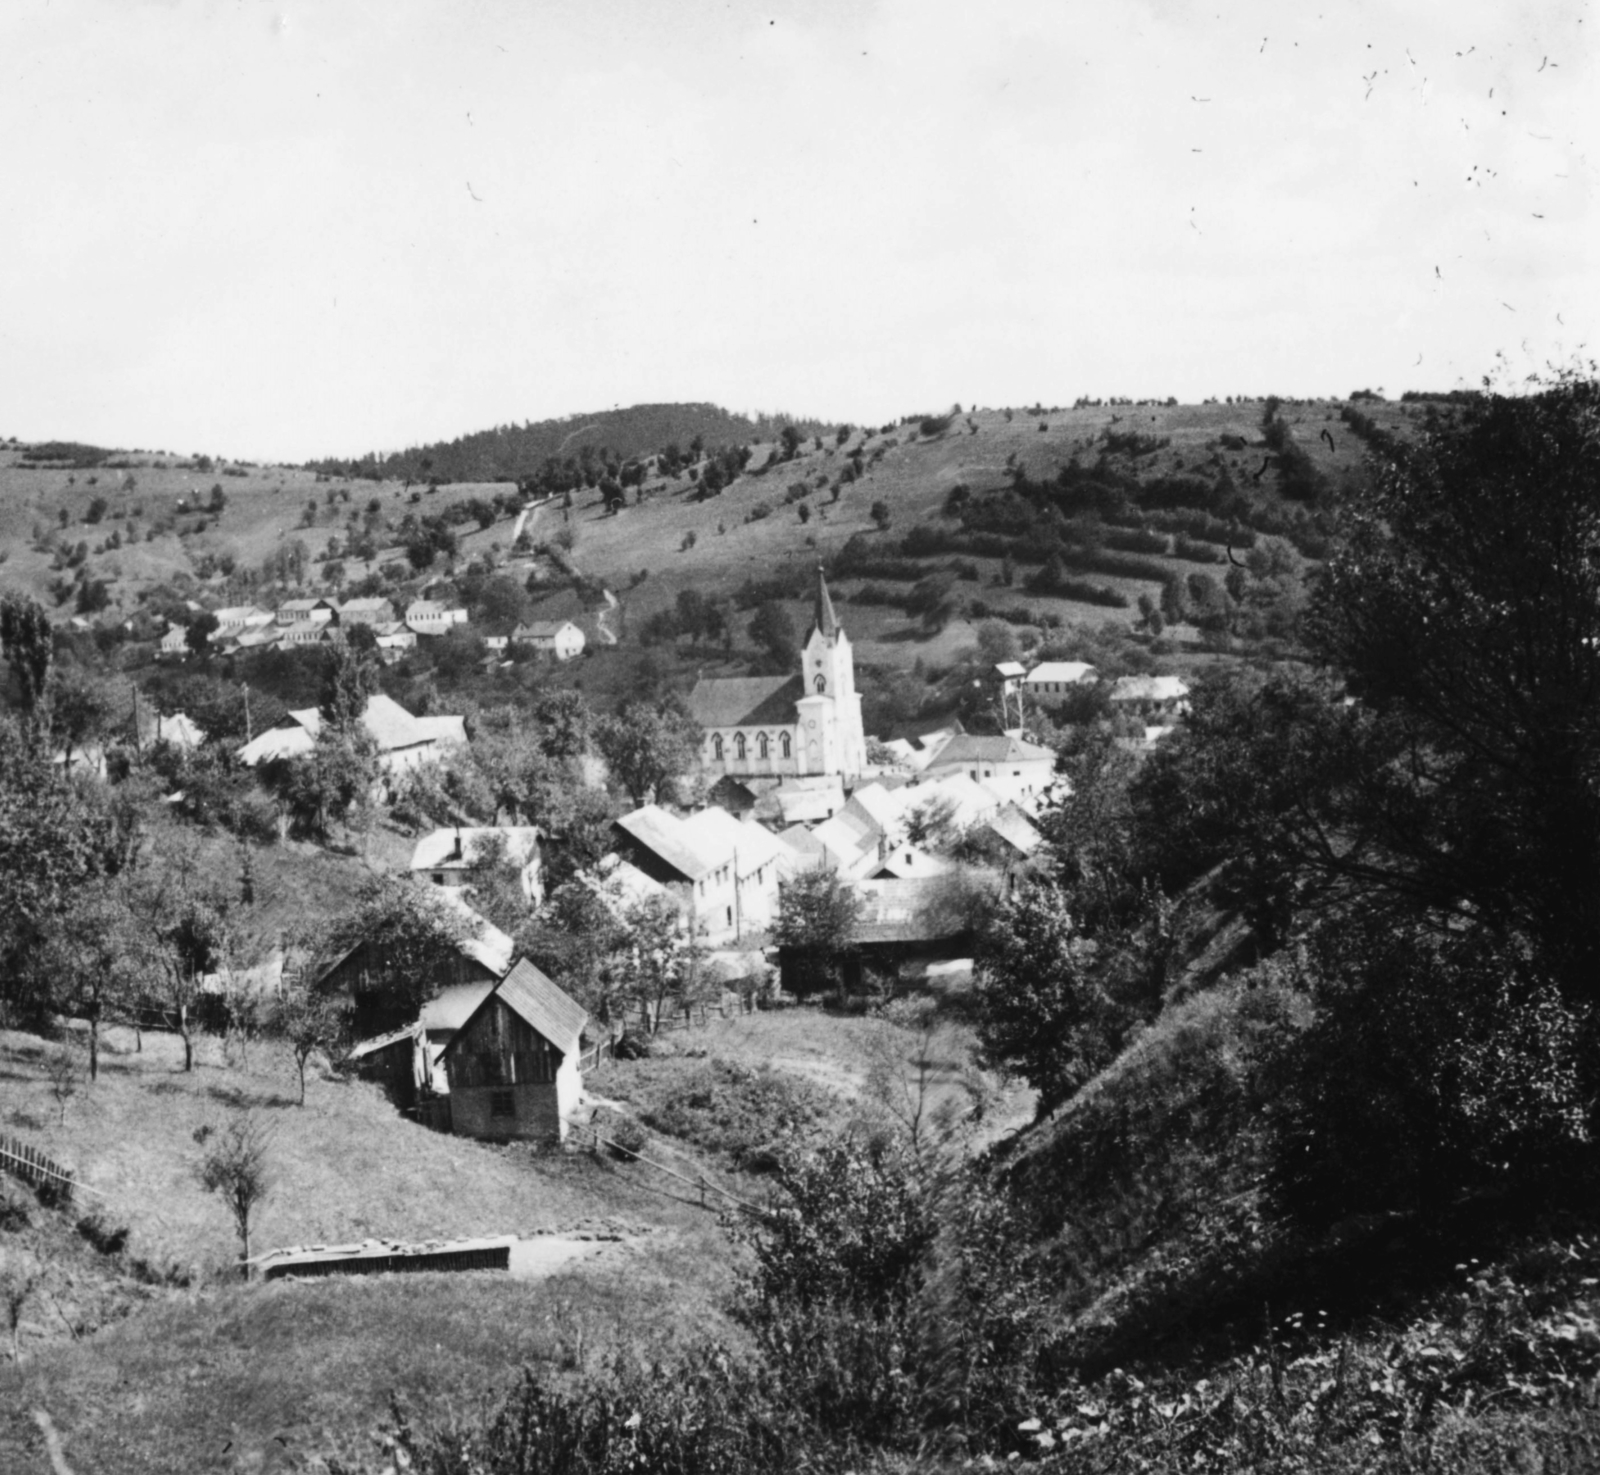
[687,568,867,782]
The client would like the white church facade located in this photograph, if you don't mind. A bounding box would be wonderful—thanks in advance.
[686,569,867,782]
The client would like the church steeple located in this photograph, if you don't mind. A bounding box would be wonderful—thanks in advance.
[808,565,839,643]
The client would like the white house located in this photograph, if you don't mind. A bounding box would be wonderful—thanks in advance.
[1108,674,1191,717]
[1023,662,1097,700]
[512,619,586,660]
[917,732,1058,796]
[275,597,336,627]
[159,623,190,658]
[411,826,543,905]
[236,692,462,774]
[406,600,469,636]
[609,803,782,944]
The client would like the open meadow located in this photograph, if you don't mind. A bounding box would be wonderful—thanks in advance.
[0,993,1012,1473]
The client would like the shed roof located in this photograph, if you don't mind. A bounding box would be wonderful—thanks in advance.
[417,979,498,1034]
[686,674,803,729]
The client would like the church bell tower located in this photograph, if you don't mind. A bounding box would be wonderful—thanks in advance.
[794,567,866,779]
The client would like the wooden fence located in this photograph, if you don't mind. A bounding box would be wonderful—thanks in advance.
[0,1133,79,1201]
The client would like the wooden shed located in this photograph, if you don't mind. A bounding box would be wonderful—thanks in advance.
[441,958,588,1144]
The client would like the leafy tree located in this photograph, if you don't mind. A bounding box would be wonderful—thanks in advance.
[33,879,155,1080]
[907,573,958,633]
[774,867,861,997]
[318,640,379,733]
[870,500,891,532]
[273,986,348,1106]
[0,718,128,1020]
[185,611,219,656]
[51,665,115,771]
[306,876,477,1026]
[747,601,797,671]
[1,595,55,737]
[199,1113,271,1276]
[138,852,246,1071]
[972,883,1125,1117]
[276,725,381,840]
[974,619,1019,666]
[594,700,702,807]
[530,688,590,761]
[615,893,696,1033]
[518,877,626,1025]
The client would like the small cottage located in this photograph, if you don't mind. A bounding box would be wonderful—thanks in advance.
[441,958,588,1144]
[511,619,586,661]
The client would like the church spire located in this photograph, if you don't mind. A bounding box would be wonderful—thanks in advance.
[809,565,839,642]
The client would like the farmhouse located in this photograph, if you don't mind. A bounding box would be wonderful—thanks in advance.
[317,892,514,1040]
[511,619,585,660]
[687,568,866,782]
[158,623,189,657]
[441,958,588,1144]
[235,692,463,774]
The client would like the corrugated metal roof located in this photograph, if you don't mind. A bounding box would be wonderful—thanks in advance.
[686,674,802,729]
[491,957,588,1054]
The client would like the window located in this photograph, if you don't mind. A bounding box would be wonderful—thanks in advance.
[780,732,792,759]
[814,674,827,693]
[735,732,747,759]
[757,732,769,759]
[489,1089,515,1120]
[712,733,724,760]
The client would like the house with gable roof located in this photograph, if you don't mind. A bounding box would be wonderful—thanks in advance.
[441,958,589,1143]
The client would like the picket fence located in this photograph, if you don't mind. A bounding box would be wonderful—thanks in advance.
[0,1132,81,1201]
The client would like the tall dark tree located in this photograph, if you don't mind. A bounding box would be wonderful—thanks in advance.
[1,595,55,739]
[748,601,797,671]
[1307,375,1600,1005]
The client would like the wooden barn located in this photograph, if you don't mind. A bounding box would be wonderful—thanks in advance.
[441,958,588,1144]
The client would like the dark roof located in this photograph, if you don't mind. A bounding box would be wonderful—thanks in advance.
[686,674,803,729]
[808,566,839,642]
[447,957,588,1056]
[707,774,759,814]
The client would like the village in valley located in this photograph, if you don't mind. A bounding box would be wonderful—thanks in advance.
[4,3,1596,1471]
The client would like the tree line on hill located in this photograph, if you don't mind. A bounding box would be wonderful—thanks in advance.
[304,402,828,486]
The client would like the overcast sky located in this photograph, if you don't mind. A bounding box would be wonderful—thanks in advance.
[1,0,1593,463]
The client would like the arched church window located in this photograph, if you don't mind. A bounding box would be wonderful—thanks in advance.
[757,732,769,759]
[814,674,827,694]
[780,732,792,759]
[712,734,724,760]
[735,732,747,760]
